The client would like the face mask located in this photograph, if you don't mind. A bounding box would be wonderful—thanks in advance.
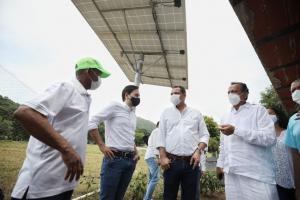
[170,94,181,106]
[130,96,140,107]
[90,77,101,90]
[228,93,240,106]
[269,114,278,123]
[292,90,300,105]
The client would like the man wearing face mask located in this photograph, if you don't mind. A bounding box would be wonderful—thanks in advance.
[11,57,110,200]
[285,79,300,200]
[88,85,140,200]
[156,86,210,200]
[216,82,277,200]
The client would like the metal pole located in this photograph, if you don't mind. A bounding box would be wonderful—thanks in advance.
[134,54,144,86]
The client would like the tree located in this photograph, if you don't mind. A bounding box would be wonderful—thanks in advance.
[260,86,287,115]
[204,116,219,139]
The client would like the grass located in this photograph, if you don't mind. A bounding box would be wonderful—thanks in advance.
[0,140,224,200]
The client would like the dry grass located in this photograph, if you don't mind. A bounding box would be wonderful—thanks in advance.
[0,141,224,200]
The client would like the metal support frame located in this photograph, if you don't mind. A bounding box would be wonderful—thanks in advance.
[92,0,135,72]
[134,54,144,86]
[151,1,173,87]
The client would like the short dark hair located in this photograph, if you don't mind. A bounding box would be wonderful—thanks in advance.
[172,85,186,94]
[267,107,289,129]
[231,82,249,93]
[122,85,139,101]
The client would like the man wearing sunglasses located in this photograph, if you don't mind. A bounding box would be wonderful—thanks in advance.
[11,57,110,200]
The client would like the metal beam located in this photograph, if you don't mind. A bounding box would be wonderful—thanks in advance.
[95,29,185,35]
[142,74,186,81]
[99,5,151,13]
[91,0,135,72]
[121,50,184,56]
[150,1,173,87]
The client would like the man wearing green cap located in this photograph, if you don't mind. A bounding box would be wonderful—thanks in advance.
[11,57,110,200]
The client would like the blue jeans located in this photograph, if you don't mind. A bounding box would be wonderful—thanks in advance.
[143,157,160,200]
[100,156,136,200]
[163,159,200,200]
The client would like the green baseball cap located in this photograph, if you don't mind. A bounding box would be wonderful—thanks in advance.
[75,57,111,78]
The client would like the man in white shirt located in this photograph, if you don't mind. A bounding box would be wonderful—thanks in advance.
[88,85,140,200]
[157,86,210,200]
[144,122,160,200]
[11,57,110,200]
[216,82,278,200]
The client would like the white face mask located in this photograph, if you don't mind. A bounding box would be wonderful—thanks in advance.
[170,94,181,106]
[228,93,240,106]
[292,89,300,105]
[90,77,101,90]
[269,114,278,123]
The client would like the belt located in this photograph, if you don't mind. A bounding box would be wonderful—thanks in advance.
[113,150,135,159]
[166,152,192,162]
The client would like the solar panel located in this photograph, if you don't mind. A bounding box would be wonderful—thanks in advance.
[72,0,188,88]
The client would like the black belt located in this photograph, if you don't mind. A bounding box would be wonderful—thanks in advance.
[166,152,192,162]
[113,150,135,159]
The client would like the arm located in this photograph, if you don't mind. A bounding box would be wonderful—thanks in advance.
[156,113,171,169]
[89,128,115,158]
[216,134,224,168]
[14,106,82,182]
[233,106,276,147]
[190,114,210,169]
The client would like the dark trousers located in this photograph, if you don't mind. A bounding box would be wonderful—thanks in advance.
[277,184,296,200]
[11,188,73,200]
[163,159,200,200]
[100,156,136,200]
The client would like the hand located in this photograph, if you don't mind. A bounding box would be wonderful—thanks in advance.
[219,124,235,135]
[190,150,201,169]
[133,152,140,162]
[61,147,84,182]
[216,167,224,180]
[99,144,115,159]
[159,156,171,170]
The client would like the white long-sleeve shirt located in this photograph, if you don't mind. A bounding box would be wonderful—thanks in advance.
[145,128,160,160]
[156,106,210,156]
[88,101,136,151]
[217,103,276,184]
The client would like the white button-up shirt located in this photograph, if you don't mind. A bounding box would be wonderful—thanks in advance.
[12,79,91,199]
[145,128,160,160]
[88,102,136,151]
[217,103,276,184]
[156,106,210,156]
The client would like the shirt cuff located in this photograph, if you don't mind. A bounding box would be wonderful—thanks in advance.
[216,160,224,168]
[155,141,166,149]
[23,102,51,117]
[88,123,98,131]
[234,127,246,137]
[199,138,209,146]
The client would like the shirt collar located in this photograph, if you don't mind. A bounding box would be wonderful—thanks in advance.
[122,102,135,112]
[72,78,90,96]
[231,102,251,113]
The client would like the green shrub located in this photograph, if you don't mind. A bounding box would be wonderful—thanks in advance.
[201,171,224,196]
[125,171,147,200]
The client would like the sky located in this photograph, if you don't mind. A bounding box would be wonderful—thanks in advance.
[0,0,271,123]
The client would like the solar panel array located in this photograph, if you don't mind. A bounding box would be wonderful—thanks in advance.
[72,0,188,88]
